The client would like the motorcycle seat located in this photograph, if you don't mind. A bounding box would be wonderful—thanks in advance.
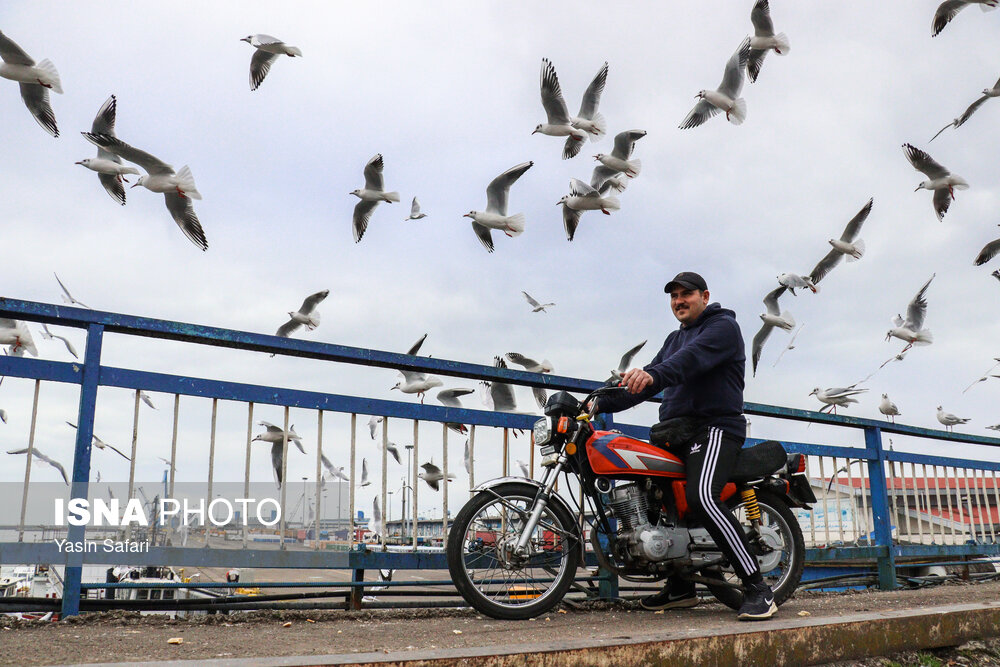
[730,440,787,482]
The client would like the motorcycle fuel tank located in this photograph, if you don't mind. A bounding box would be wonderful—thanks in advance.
[586,430,686,478]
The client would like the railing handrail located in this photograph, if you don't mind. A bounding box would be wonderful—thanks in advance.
[5,296,998,448]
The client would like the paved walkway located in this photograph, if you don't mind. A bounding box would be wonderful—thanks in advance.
[2,579,999,666]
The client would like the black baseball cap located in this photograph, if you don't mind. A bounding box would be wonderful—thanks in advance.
[664,271,708,293]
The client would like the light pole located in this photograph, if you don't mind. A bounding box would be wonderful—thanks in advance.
[405,445,414,538]
[387,490,394,534]
[301,477,308,528]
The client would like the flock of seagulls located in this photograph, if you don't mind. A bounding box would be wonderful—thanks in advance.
[4,3,1000,495]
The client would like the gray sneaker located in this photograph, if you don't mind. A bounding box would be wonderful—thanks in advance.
[737,581,777,620]
[640,581,699,611]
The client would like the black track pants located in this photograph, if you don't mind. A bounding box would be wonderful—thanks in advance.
[681,425,760,582]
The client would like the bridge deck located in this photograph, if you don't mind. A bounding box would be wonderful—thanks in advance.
[3,578,999,666]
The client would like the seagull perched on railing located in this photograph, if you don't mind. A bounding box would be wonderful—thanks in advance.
[879,394,900,423]
[937,406,971,431]
[809,386,867,415]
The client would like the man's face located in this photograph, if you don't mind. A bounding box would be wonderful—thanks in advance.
[669,287,709,325]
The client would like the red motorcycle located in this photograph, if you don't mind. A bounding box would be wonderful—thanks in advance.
[447,386,816,619]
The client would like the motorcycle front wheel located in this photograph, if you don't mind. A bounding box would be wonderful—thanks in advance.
[446,481,582,620]
[702,489,806,610]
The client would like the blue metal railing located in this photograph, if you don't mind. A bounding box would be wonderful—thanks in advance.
[1,297,998,616]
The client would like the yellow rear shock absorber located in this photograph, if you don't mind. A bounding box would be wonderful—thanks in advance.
[741,488,761,522]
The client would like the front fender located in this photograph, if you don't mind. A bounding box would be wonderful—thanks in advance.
[472,476,577,523]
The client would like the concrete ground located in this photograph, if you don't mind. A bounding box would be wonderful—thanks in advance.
[2,578,1000,666]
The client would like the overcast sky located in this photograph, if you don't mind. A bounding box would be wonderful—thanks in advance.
[2,1,999,523]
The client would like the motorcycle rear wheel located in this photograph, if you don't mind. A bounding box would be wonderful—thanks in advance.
[702,489,806,610]
[446,481,582,620]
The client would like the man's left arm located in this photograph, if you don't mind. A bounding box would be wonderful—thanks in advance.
[644,318,739,388]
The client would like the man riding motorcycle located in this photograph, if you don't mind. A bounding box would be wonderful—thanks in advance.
[594,271,777,620]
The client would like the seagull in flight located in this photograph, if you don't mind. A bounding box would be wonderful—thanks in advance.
[464,161,533,252]
[418,460,455,491]
[533,58,590,158]
[65,421,132,461]
[680,37,751,128]
[522,291,554,313]
[391,333,442,402]
[481,356,517,413]
[903,143,968,221]
[82,132,208,250]
[593,129,646,184]
[607,340,647,383]
[39,323,78,359]
[566,61,609,156]
[405,197,427,220]
[252,421,306,454]
[751,285,794,376]
[240,34,302,91]
[558,178,621,242]
[360,458,371,487]
[436,388,476,435]
[0,319,38,357]
[772,323,805,368]
[276,289,329,338]
[777,273,817,295]
[350,154,399,242]
[808,386,868,415]
[504,352,553,409]
[930,75,1000,141]
[747,0,790,83]
[75,95,140,206]
[54,273,92,309]
[807,198,873,286]
[368,416,383,439]
[973,227,1000,267]
[320,454,350,482]
[7,447,69,484]
[932,0,998,37]
[886,274,934,352]
[0,30,62,137]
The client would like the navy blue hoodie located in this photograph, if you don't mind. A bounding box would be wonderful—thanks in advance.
[599,303,747,438]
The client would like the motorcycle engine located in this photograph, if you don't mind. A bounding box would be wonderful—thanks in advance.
[607,482,686,563]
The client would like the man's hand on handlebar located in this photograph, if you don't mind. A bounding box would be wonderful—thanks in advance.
[620,368,654,394]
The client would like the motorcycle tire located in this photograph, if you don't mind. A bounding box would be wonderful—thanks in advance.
[446,481,582,620]
[702,489,806,611]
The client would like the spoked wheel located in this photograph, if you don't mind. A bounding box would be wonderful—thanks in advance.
[446,481,582,620]
[702,489,806,610]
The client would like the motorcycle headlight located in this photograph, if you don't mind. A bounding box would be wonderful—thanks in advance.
[533,417,552,446]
